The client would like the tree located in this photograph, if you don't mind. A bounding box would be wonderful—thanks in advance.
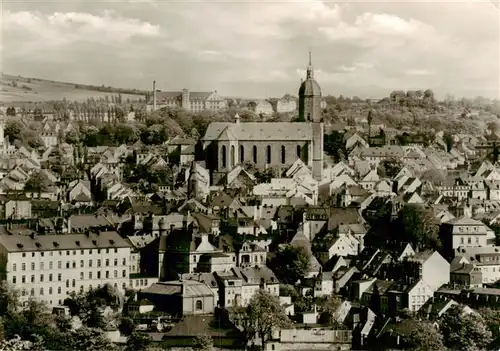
[69,326,115,351]
[24,171,52,194]
[193,333,213,350]
[246,290,291,350]
[269,245,310,284]
[4,120,23,144]
[407,320,446,351]
[119,317,136,336]
[394,205,441,250]
[318,294,343,327]
[478,308,500,338]
[125,331,153,351]
[377,157,403,178]
[440,305,492,351]
[6,107,16,116]
[442,132,454,152]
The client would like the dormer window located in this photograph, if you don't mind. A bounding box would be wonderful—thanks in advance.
[53,241,59,247]
[92,240,97,245]
[75,241,80,246]
[17,243,23,249]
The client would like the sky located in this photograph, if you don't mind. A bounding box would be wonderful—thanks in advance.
[2,0,499,99]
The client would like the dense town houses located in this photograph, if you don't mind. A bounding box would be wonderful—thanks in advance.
[1,60,500,350]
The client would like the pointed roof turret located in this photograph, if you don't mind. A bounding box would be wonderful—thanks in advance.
[306,50,314,79]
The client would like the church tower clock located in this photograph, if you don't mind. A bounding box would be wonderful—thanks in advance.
[298,52,323,181]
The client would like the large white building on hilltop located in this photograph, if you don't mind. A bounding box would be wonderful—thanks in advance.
[0,231,131,306]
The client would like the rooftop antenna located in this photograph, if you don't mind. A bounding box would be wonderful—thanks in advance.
[309,49,312,66]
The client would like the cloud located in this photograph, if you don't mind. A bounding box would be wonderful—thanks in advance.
[1,1,498,99]
[3,9,159,46]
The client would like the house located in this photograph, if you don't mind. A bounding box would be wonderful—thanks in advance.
[0,194,32,219]
[404,250,450,291]
[140,280,216,317]
[440,216,496,259]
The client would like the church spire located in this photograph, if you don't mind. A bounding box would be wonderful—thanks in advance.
[307,50,314,79]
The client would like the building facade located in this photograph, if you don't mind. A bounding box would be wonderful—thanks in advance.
[201,54,324,184]
[0,231,131,307]
[149,89,226,113]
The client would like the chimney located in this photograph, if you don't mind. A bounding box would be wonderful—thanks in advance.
[67,217,71,234]
[234,113,240,124]
[153,81,157,112]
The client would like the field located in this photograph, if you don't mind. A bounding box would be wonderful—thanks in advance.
[1,73,147,103]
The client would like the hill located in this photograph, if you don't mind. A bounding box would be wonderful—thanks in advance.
[0,73,148,103]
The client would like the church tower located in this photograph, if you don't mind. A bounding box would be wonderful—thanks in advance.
[298,52,323,181]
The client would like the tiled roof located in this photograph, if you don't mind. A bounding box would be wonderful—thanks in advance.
[202,122,313,141]
[142,280,214,297]
[0,231,129,252]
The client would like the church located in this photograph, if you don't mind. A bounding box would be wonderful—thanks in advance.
[201,54,324,185]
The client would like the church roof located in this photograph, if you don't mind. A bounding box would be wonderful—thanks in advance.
[202,122,313,142]
[299,78,321,96]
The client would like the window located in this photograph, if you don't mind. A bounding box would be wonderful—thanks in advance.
[58,273,62,281]
[106,248,109,254]
[72,261,76,268]
[40,262,44,270]
[97,249,101,254]
[122,258,126,266]
[66,251,70,256]
[114,259,118,266]
[49,262,53,269]
[123,270,127,278]
[80,272,84,280]
[266,145,271,164]
[89,260,92,268]
[231,145,235,168]
[114,248,118,253]
[40,274,44,282]
[221,145,227,168]
[49,274,53,282]
[97,259,101,267]
[22,263,26,271]
[106,259,109,267]
[89,272,93,279]
[57,287,61,294]
[12,276,16,284]
[12,263,16,272]
[49,287,52,295]
[31,275,35,283]
[296,145,301,159]
[30,289,34,296]
[58,261,62,269]
[22,253,26,258]
[81,250,84,255]
[106,271,109,279]
[195,300,203,311]
[80,260,84,268]
[66,280,70,288]
[66,262,70,269]
[73,250,76,255]
[461,237,464,244]
[240,145,244,163]
[468,237,472,244]
[72,279,75,288]
[40,288,44,296]
[253,145,257,163]
[281,145,286,164]
[32,253,35,257]
[97,271,101,279]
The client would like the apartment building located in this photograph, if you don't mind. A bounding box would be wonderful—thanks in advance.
[0,231,131,306]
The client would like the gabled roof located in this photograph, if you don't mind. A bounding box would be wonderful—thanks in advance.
[203,122,313,141]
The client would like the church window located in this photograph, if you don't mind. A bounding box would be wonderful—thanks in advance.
[253,146,257,163]
[266,145,271,164]
[221,145,227,168]
[297,145,301,159]
[195,300,203,311]
[240,145,244,163]
[231,145,235,168]
[281,145,286,164]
